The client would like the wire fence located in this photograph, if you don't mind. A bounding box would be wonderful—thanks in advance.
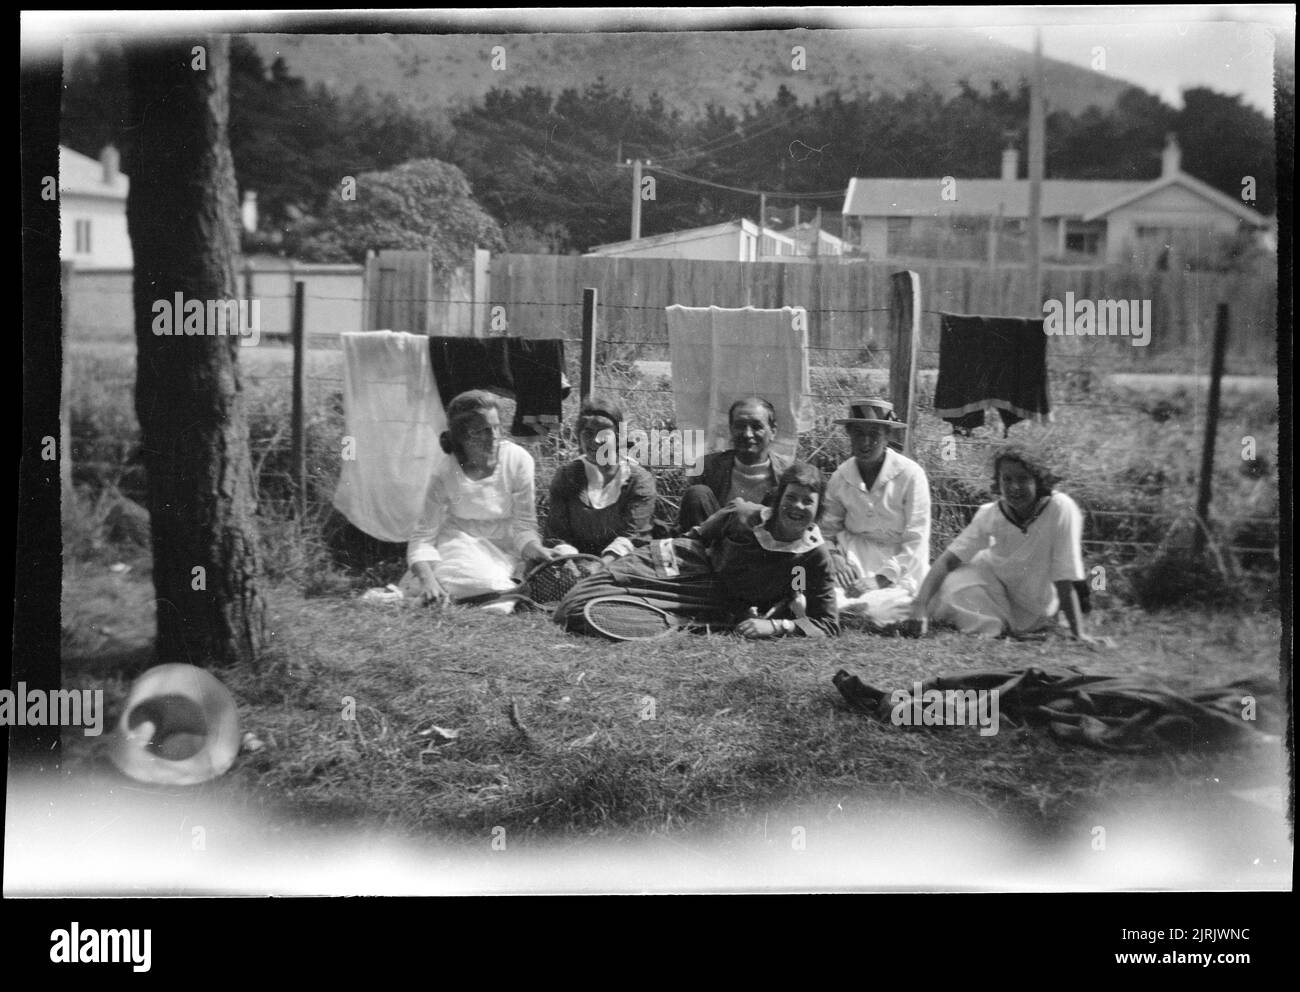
[67,285,1282,596]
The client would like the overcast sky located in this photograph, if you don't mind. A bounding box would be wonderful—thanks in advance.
[981,17,1283,116]
[24,5,1293,118]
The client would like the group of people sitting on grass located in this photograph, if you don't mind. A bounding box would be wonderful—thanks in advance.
[407,388,1100,646]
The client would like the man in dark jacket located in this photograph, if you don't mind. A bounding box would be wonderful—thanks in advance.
[675,396,793,532]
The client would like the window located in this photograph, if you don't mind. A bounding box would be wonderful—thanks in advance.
[74,218,92,254]
[1065,231,1099,254]
[1064,220,1103,256]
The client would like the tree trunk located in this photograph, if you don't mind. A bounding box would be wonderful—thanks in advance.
[125,36,266,667]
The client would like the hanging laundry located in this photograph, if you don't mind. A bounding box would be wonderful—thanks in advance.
[933,313,1050,435]
[508,339,570,435]
[333,330,448,543]
[427,336,570,437]
[427,336,511,402]
[666,306,814,468]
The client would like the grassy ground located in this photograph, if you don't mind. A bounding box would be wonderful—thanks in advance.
[54,337,1287,888]
[61,547,1285,852]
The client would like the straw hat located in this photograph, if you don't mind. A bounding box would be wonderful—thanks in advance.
[833,398,906,428]
[108,664,241,786]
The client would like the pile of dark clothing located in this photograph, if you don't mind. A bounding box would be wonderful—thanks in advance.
[832,667,1280,753]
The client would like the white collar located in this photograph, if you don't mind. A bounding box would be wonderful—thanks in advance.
[998,494,1052,531]
[581,456,631,509]
[849,448,901,491]
[754,506,824,554]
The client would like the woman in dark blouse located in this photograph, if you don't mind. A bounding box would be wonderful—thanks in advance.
[553,462,840,639]
[546,396,657,562]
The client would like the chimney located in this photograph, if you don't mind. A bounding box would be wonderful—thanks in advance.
[1161,133,1181,178]
[241,191,258,234]
[1001,146,1019,181]
[100,145,119,185]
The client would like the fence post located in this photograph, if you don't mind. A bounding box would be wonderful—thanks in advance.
[291,280,307,520]
[581,287,598,400]
[61,260,74,519]
[888,270,922,458]
[1193,303,1230,555]
[362,249,376,331]
[473,248,491,338]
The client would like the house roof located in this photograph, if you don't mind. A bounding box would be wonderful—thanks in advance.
[842,177,1150,220]
[587,218,794,255]
[1082,171,1269,226]
[843,171,1270,228]
[60,145,129,199]
[789,223,845,249]
[762,205,845,238]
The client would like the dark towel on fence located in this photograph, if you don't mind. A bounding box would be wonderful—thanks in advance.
[933,313,1050,434]
[508,339,569,434]
[832,667,1279,754]
[428,337,569,437]
[428,336,511,401]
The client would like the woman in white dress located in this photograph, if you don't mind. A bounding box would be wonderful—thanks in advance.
[408,391,561,609]
[821,398,932,627]
[905,444,1096,642]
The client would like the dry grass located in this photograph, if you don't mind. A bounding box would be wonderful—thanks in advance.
[61,555,1284,845]
[59,338,1285,846]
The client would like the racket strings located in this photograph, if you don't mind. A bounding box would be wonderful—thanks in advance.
[584,598,676,640]
[527,556,604,604]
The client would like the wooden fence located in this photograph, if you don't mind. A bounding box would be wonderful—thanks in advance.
[485,253,1277,372]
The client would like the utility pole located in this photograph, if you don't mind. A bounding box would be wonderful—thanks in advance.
[617,157,648,240]
[631,158,643,241]
[1026,27,1045,316]
[758,192,767,257]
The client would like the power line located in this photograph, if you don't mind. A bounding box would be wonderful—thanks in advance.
[651,163,846,201]
[647,110,805,165]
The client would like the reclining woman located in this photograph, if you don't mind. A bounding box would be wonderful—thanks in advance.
[409,390,562,610]
[904,444,1097,643]
[554,462,840,639]
[545,395,656,562]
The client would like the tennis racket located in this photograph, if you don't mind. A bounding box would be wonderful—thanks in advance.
[453,553,605,609]
[581,596,704,641]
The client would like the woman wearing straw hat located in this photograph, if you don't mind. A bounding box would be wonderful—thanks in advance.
[821,398,932,628]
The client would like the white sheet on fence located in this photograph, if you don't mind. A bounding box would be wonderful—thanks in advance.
[666,305,813,469]
[333,330,447,543]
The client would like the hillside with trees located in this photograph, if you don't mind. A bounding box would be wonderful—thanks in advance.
[60,34,1277,258]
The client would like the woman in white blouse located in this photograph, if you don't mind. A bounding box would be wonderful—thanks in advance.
[905,444,1095,642]
[821,398,932,626]
[408,391,560,608]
